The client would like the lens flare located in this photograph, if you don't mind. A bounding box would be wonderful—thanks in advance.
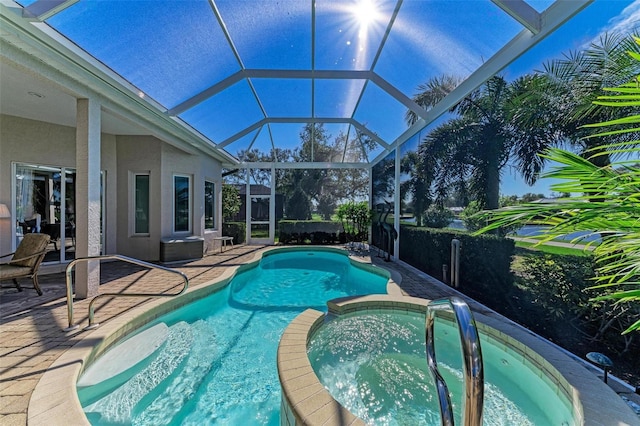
[351,0,381,34]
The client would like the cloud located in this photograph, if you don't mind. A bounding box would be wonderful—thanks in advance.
[601,1,640,36]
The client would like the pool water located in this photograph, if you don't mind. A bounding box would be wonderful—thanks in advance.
[307,311,576,426]
[78,249,388,425]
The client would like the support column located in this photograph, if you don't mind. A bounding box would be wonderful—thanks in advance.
[368,167,373,245]
[393,149,401,260]
[269,165,275,243]
[75,98,101,299]
[245,168,251,244]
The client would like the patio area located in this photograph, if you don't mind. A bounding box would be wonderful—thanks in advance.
[1,244,639,425]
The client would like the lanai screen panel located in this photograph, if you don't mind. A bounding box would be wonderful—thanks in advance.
[216,0,312,70]
[314,79,366,118]
[373,0,523,96]
[353,81,412,144]
[252,79,312,118]
[179,80,264,144]
[26,0,602,166]
[314,0,397,71]
[45,0,240,109]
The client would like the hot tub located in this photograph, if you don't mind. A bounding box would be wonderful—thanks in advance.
[277,295,637,425]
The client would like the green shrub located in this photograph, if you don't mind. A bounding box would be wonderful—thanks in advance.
[222,184,241,221]
[460,201,486,232]
[422,206,454,228]
[335,201,372,243]
[222,222,246,244]
[518,254,595,321]
[278,220,342,244]
[516,252,639,346]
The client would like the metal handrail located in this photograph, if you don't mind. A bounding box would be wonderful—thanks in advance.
[64,255,189,331]
[426,297,484,426]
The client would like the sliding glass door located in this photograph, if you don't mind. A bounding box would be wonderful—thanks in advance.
[13,163,95,263]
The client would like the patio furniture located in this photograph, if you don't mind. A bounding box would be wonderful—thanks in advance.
[0,233,50,295]
[213,236,234,253]
[160,236,204,262]
[43,221,75,252]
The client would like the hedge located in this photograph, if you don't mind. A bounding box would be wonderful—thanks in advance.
[278,220,342,244]
[222,222,246,244]
[399,225,515,302]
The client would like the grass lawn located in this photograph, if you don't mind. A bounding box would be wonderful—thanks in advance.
[514,240,592,257]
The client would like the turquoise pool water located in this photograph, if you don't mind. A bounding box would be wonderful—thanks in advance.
[308,310,576,426]
[78,249,389,425]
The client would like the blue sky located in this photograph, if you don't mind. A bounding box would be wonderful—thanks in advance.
[500,0,640,196]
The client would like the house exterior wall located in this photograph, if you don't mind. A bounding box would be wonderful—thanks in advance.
[116,135,163,261]
[160,143,223,256]
[0,114,118,261]
[0,114,224,264]
[193,150,223,255]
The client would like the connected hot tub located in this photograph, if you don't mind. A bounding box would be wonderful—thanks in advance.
[277,295,636,426]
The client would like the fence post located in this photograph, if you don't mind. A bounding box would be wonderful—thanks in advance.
[451,239,460,288]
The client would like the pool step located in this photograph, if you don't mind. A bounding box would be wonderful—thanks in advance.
[82,321,194,424]
[77,322,169,389]
[131,319,220,424]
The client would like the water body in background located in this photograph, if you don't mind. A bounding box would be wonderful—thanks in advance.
[445,219,600,243]
[402,218,599,243]
[513,225,600,243]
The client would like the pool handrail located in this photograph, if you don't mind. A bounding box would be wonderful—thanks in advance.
[64,254,189,331]
[426,296,484,426]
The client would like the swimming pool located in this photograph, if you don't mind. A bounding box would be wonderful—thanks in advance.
[307,309,576,425]
[76,248,389,425]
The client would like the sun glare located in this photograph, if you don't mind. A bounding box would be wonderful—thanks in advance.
[351,0,380,32]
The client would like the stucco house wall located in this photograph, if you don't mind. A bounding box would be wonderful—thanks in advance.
[115,135,163,261]
[0,114,119,263]
[1,114,224,265]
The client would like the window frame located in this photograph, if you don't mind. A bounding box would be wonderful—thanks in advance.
[204,180,216,230]
[173,174,192,234]
[131,171,150,236]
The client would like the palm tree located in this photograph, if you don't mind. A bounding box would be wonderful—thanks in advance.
[407,75,519,211]
[510,32,640,176]
[479,36,640,333]
[404,33,640,219]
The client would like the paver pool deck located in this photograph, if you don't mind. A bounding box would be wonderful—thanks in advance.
[1,244,638,425]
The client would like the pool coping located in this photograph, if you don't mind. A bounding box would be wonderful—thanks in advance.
[278,295,640,426]
[27,246,398,425]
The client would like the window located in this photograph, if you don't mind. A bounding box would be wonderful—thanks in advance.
[204,180,215,230]
[134,174,150,234]
[174,175,191,233]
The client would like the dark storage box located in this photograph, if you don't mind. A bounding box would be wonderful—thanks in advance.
[160,237,204,262]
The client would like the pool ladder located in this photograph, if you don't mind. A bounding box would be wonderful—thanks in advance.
[426,297,484,426]
[63,254,189,331]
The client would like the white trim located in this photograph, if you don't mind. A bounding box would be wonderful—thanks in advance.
[172,174,192,235]
[130,171,151,237]
[100,170,106,254]
[204,180,216,231]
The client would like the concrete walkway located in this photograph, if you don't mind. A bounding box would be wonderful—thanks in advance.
[1,244,637,425]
